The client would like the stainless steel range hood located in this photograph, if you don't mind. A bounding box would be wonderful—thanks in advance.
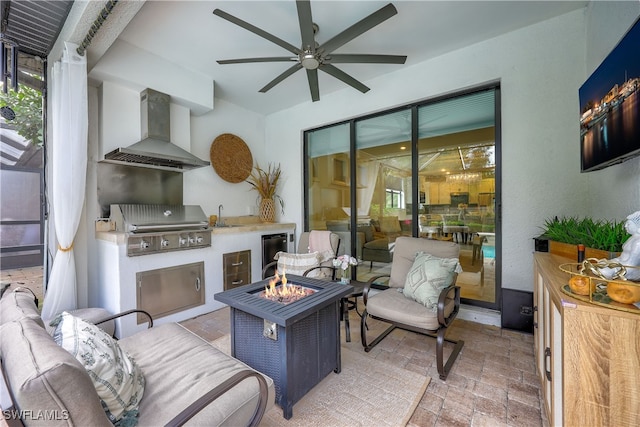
[102,89,210,172]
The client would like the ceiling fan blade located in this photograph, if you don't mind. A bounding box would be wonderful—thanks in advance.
[218,57,297,65]
[296,1,316,52]
[259,63,303,93]
[213,9,301,55]
[320,64,370,93]
[319,3,398,54]
[326,54,407,64]
[306,68,320,102]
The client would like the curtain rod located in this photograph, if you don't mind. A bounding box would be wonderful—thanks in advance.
[76,0,119,56]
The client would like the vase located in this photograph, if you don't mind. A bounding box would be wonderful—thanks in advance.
[259,198,276,223]
[338,268,350,284]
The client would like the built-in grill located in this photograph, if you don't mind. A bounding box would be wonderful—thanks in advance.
[110,204,211,256]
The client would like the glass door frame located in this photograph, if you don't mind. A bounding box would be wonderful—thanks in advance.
[303,82,501,311]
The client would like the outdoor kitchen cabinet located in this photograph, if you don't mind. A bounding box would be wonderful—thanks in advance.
[136,262,205,323]
[223,250,251,290]
[533,252,640,427]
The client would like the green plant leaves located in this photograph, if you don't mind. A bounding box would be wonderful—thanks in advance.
[0,82,43,147]
[540,216,630,252]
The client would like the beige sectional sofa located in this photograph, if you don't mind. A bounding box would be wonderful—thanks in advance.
[0,288,274,426]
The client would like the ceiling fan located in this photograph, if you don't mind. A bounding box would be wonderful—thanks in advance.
[213,1,407,102]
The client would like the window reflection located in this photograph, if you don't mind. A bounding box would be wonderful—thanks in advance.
[305,87,498,307]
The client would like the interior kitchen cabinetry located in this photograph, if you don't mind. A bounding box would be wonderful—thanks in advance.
[223,250,251,290]
[533,252,640,427]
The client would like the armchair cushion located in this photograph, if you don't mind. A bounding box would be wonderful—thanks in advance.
[366,288,454,331]
[52,311,145,425]
[274,251,325,278]
[402,252,461,311]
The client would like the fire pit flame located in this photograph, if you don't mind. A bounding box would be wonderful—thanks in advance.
[260,270,316,304]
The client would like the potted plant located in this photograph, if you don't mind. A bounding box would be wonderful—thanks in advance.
[537,216,630,259]
[246,163,284,223]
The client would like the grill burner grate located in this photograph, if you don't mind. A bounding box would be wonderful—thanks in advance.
[110,204,210,256]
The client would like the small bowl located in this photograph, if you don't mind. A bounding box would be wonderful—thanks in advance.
[568,274,592,296]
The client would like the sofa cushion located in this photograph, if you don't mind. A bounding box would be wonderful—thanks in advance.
[52,312,145,425]
[402,252,460,311]
[380,216,401,233]
[0,317,112,426]
[274,251,324,278]
[0,287,44,328]
[363,238,389,250]
[118,323,275,427]
[356,225,374,243]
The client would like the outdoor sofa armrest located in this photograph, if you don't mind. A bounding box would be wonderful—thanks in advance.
[165,369,269,427]
[93,309,154,330]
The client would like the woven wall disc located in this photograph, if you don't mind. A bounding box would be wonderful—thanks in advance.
[210,133,253,183]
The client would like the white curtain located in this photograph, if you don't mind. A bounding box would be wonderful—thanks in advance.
[356,161,380,216]
[41,42,88,320]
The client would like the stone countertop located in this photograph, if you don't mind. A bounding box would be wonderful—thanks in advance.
[95,221,296,243]
[209,222,295,234]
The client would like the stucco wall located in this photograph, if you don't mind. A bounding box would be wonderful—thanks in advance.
[262,8,592,293]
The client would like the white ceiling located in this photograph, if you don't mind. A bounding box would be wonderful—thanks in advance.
[99,1,588,115]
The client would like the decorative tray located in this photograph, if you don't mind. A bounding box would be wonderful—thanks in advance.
[559,259,640,314]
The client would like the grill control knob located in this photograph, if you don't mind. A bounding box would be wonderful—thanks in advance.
[179,236,187,246]
[195,235,204,244]
[140,240,150,249]
[161,238,170,248]
[188,235,196,244]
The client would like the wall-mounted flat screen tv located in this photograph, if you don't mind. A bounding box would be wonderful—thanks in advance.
[579,16,640,172]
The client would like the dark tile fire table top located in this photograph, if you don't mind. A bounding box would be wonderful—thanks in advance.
[214,275,353,327]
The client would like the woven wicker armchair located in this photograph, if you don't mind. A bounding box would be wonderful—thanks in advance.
[360,237,464,380]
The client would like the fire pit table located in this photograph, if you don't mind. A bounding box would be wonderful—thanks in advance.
[214,275,352,419]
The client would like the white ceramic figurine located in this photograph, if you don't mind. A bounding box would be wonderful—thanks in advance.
[599,210,640,281]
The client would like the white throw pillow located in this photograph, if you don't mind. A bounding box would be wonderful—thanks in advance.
[52,312,145,426]
[402,252,461,311]
[275,251,324,278]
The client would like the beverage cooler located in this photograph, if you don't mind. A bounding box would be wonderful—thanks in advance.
[261,233,288,277]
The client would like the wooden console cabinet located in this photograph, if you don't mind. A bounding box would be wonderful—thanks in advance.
[533,253,640,426]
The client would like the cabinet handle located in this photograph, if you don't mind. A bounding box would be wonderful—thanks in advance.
[231,262,244,266]
[544,347,552,381]
[195,277,201,292]
[232,280,244,285]
[533,306,538,328]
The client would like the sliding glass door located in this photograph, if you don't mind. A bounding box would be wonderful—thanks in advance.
[304,85,500,309]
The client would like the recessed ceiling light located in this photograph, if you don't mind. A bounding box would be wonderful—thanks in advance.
[400,146,406,150]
